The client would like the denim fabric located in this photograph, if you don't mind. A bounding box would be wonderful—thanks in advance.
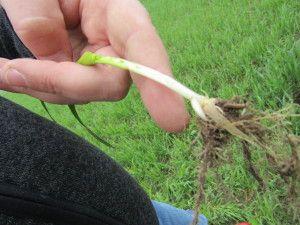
[152,201,208,225]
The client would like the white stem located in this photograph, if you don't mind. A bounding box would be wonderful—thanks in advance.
[77,52,211,120]
[78,52,259,145]
[96,56,206,102]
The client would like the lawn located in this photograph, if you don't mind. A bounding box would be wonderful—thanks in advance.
[2,0,300,224]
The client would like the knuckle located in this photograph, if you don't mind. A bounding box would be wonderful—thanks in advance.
[41,73,59,94]
[14,16,64,34]
[13,17,66,52]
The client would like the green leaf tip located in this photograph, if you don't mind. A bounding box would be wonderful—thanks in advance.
[40,100,56,123]
[77,51,102,66]
[68,104,113,148]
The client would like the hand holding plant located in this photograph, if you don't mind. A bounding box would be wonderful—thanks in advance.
[0,0,189,132]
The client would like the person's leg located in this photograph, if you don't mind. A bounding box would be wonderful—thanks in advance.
[152,201,208,225]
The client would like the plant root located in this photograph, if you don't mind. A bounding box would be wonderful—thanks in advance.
[282,135,300,197]
[242,141,266,190]
[190,98,300,224]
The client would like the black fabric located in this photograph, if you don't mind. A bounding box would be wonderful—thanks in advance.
[0,184,122,225]
[0,96,159,225]
[0,7,34,59]
[0,214,54,225]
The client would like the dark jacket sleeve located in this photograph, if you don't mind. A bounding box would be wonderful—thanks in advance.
[0,96,160,225]
[0,7,34,59]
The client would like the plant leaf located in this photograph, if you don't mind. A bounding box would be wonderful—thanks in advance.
[39,51,112,147]
[40,100,56,122]
[68,104,113,147]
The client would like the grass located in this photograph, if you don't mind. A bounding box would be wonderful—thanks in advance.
[1,0,300,224]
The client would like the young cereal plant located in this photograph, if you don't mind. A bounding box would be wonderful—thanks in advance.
[42,51,300,225]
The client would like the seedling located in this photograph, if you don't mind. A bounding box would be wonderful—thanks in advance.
[42,52,261,147]
[42,52,300,225]
[77,52,261,146]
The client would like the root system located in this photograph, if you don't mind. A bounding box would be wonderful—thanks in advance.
[191,98,300,225]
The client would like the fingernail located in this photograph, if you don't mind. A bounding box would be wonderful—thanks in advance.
[0,68,27,87]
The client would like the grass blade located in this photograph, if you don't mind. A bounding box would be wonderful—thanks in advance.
[40,100,56,122]
[68,104,112,148]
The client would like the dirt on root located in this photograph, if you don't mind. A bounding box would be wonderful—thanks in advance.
[190,98,300,225]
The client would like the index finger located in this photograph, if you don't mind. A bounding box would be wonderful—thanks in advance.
[105,0,190,132]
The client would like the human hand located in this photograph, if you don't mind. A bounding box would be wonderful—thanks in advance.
[0,0,189,132]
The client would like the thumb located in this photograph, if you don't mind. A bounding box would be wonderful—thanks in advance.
[1,0,72,61]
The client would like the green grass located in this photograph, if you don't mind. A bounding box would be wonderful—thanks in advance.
[2,0,300,224]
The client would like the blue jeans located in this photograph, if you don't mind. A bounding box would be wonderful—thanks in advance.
[152,201,208,225]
